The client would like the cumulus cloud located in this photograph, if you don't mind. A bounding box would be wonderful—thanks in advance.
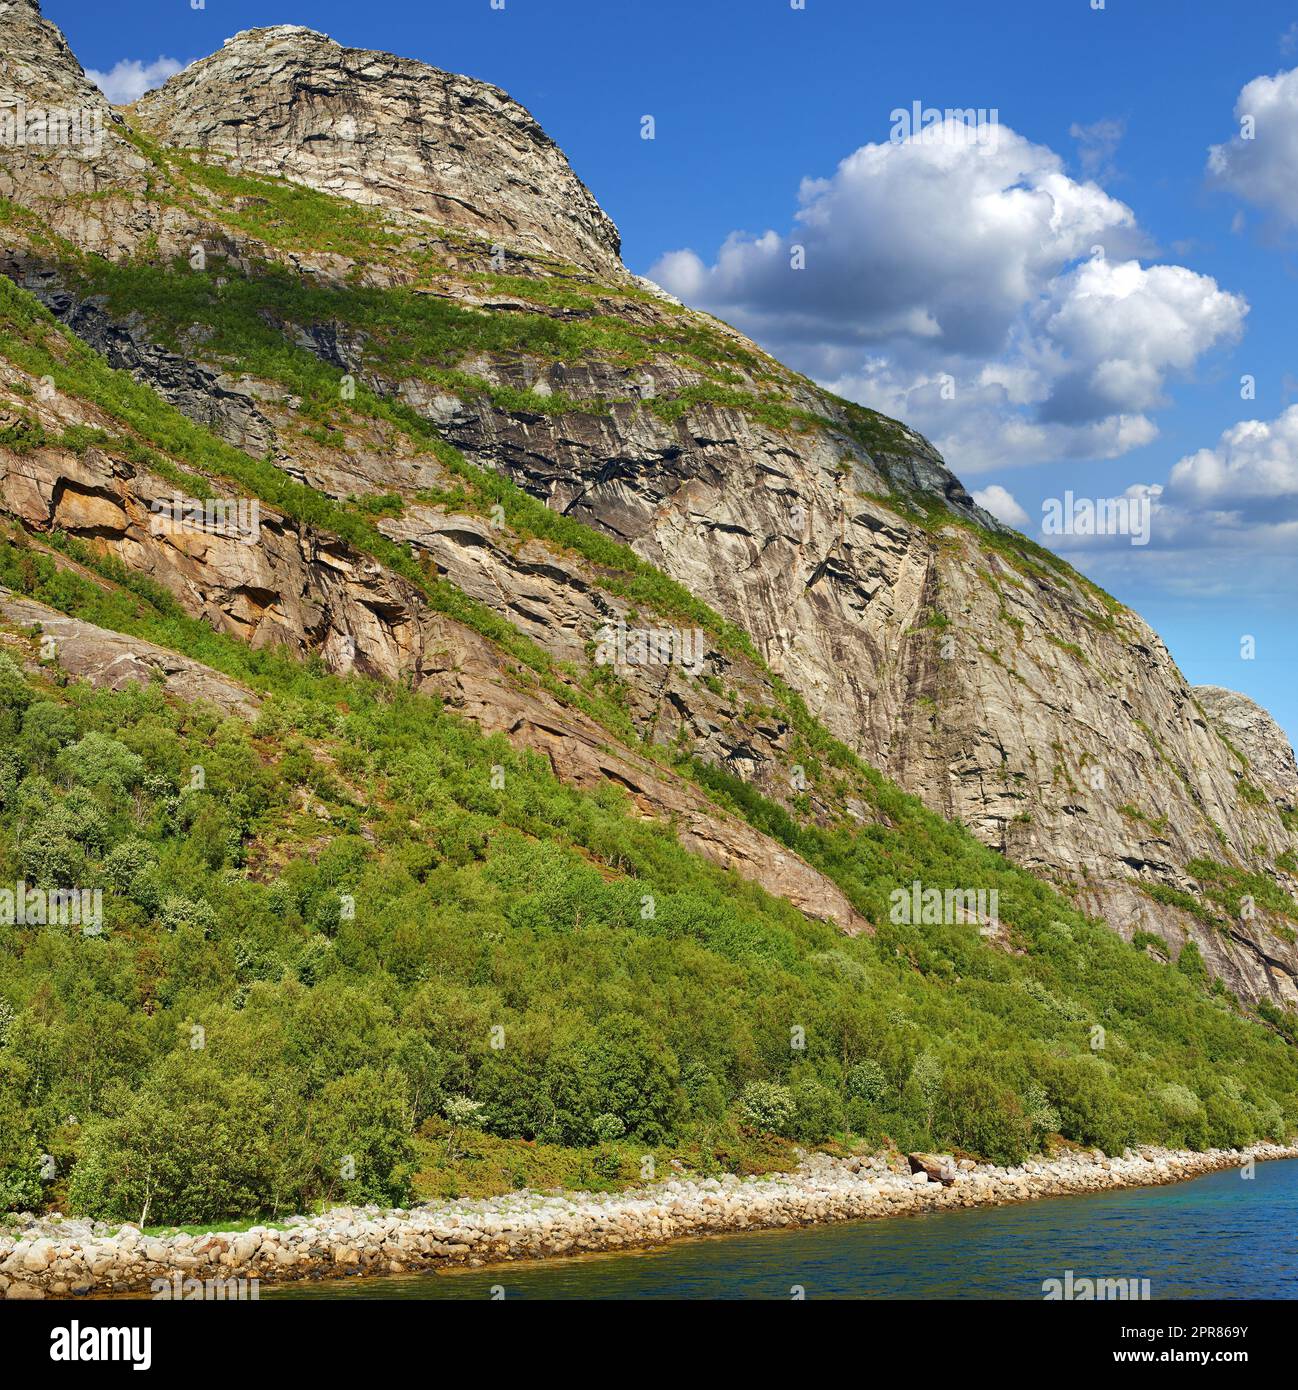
[817,356,1159,474]
[1033,258,1248,424]
[1208,65,1298,225]
[1037,408,1298,581]
[654,122,1143,361]
[652,120,1245,474]
[85,57,183,106]
[1167,405,1298,519]
[1041,482,1163,552]
[971,484,1030,528]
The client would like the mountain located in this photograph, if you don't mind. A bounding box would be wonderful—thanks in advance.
[28,10,1298,1003]
[2,2,1298,1224]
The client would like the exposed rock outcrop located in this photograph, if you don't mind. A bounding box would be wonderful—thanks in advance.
[0,587,261,717]
[1196,685,1298,812]
[366,345,1298,1005]
[132,25,623,276]
[0,0,160,256]
[0,386,868,934]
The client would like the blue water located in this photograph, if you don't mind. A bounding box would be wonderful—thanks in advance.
[266,1157,1298,1299]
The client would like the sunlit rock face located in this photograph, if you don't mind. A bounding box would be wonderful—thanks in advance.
[132,24,623,276]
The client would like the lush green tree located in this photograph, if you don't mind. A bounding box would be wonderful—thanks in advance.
[55,732,145,796]
[68,1060,279,1226]
[309,1067,416,1207]
[18,701,78,773]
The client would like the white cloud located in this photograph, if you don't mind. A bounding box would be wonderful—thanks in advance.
[1032,258,1247,424]
[971,484,1029,528]
[653,121,1143,362]
[652,120,1245,475]
[1043,482,1164,552]
[1039,407,1298,580]
[1208,66,1298,225]
[1167,405,1298,517]
[818,357,1159,474]
[85,57,183,106]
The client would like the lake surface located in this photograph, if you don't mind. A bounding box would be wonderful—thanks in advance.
[266,1157,1298,1300]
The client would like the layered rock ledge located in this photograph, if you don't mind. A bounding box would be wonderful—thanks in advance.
[4,1141,1295,1299]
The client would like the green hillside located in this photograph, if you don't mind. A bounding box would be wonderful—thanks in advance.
[1,533,1296,1225]
[2,124,1297,1233]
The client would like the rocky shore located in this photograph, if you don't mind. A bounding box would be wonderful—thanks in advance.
[3,1140,1296,1299]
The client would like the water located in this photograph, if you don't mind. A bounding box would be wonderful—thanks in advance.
[266,1157,1298,1300]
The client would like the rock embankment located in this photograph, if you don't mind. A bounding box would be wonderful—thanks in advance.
[3,1141,1295,1299]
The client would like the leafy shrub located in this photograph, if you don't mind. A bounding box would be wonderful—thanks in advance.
[51,789,110,853]
[788,1078,845,1143]
[104,839,159,895]
[1131,930,1169,960]
[0,750,20,809]
[18,701,79,772]
[314,1067,416,1207]
[68,1062,281,1225]
[548,1015,683,1146]
[1022,1080,1062,1138]
[680,1060,727,1122]
[738,1081,795,1134]
[443,1095,486,1129]
[0,652,33,740]
[1155,1083,1203,1123]
[55,732,145,795]
[937,1068,1031,1165]
[846,1059,888,1105]
[158,896,219,936]
[0,1060,43,1212]
[1177,940,1209,986]
[17,822,85,888]
[592,1113,626,1142]
[1041,1058,1137,1153]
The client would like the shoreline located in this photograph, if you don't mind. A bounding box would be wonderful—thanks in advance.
[4,1140,1296,1300]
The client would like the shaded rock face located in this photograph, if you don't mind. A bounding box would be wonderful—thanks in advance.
[131,25,623,276]
[2,1,1297,1006]
[404,354,1002,538]
[2,265,278,454]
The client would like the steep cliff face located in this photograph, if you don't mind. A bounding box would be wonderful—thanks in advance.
[2,3,1296,1008]
[0,359,869,933]
[1195,686,1298,812]
[417,346,1298,1005]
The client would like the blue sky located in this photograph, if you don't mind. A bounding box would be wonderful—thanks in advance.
[49,0,1298,745]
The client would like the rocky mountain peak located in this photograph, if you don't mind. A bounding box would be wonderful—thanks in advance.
[131,20,624,275]
[223,24,328,47]
[0,0,113,115]
[1196,685,1298,810]
[0,0,154,256]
